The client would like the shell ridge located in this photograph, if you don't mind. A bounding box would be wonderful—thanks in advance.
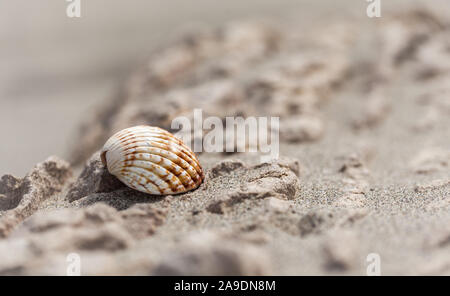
[113,129,196,161]
[123,153,195,187]
[120,171,162,194]
[143,140,202,176]
[123,159,189,191]
[121,167,169,194]
[123,146,200,181]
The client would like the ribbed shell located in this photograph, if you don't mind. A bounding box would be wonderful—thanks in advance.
[100,125,204,195]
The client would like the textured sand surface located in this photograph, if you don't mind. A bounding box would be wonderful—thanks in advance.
[0,0,440,176]
[0,3,449,275]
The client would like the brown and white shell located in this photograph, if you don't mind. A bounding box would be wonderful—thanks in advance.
[100,125,204,195]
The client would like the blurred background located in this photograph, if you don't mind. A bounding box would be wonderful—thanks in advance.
[0,0,442,176]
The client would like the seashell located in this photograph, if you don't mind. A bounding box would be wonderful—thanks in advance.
[100,125,204,195]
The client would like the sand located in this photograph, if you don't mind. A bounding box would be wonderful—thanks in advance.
[0,2,449,275]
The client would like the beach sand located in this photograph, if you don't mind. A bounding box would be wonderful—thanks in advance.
[0,1,449,275]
